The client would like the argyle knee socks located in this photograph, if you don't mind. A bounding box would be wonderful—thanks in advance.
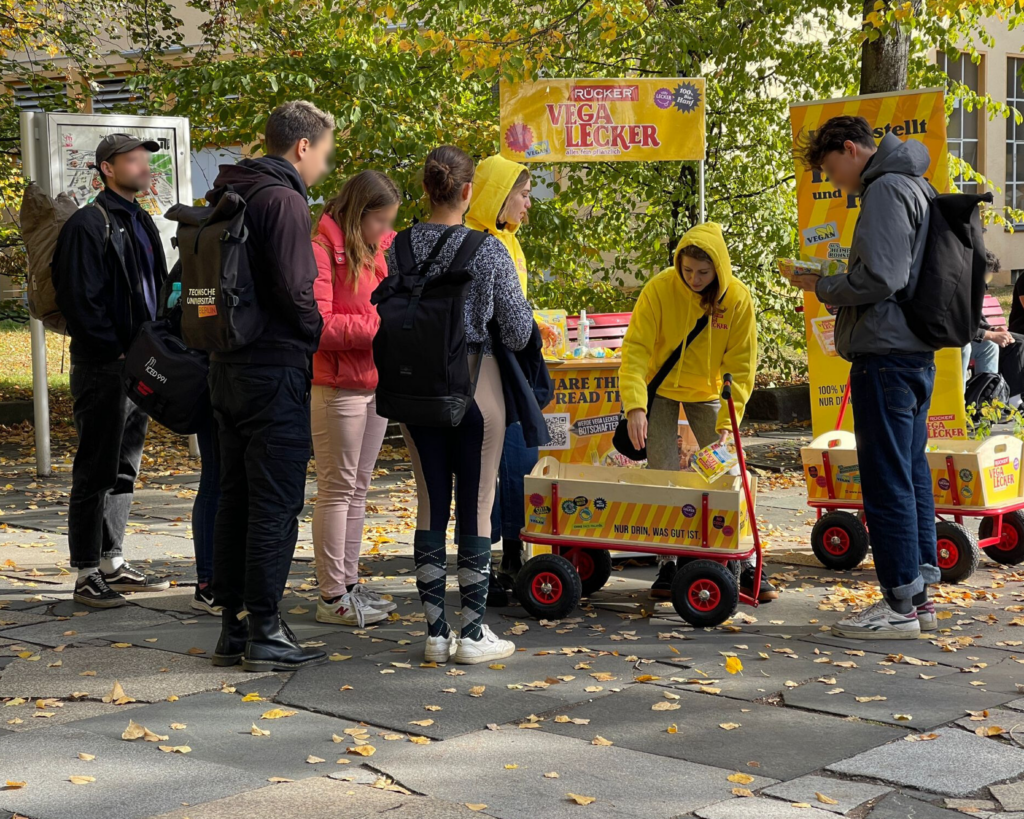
[413,530,449,638]
[458,536,491,641]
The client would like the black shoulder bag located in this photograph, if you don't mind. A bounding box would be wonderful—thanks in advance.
[612,314,710,461]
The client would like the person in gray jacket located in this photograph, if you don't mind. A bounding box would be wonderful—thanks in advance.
[791,116,940,640]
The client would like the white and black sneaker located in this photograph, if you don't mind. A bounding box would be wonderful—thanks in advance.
[831,599,920,640]
[73,572,126,608]
[190,586,222,615]
[101,562,170,594]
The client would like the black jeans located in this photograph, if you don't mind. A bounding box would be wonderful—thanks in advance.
[67,358,149,569]
[209,362,312,615]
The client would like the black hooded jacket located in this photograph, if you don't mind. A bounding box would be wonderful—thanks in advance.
[206,156,323,368]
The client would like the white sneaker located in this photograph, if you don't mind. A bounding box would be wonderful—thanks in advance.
[424,631,457,663]
[917,600,938,632]
[453,624,516,664]
[316,592,387,626]
[352,586,397,613]
[831,599,921,640]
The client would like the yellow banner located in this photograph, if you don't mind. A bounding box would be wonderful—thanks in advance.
[789,89,968,439]
[499,78,706,163]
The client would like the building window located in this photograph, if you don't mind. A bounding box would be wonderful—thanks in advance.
[939,52,980,194]
[1008,57,1024,224]
[11,82,66,112]
[89,77,147,113]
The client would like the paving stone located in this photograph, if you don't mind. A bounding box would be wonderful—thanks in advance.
[782,667,1013,728]
[1,698,146,731]
[373,726,776,819]
[990,779,1024,811]
[867,792,967,818]
[124,586,212,614]
[931,657,1024,696]
[828,728,1024,797]
[695,798,836,819]
[231,673,291,700]
[761,775,891,814]
[804,631,1015,670]
[0,724,266,819]
[72,692,407,780]
[0,604,178,647]
[536,685,904,781]
[943,797,997,810]
[0,646,272,701]
[954,707,1024,736]
[0,610,55,630]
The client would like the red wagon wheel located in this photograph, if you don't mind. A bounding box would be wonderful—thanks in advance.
[555,547,614,597]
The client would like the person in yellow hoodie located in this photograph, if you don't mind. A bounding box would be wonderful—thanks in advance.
[619,222,775,602]
[464,155,534,589]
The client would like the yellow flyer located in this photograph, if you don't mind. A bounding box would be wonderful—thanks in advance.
[789,89,967,439]
[499,78,706,163]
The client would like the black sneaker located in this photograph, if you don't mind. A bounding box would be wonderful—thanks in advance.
[73,572,126,608]
[101,562,170,594]
[650,560,677,599]
[190,586,222,615]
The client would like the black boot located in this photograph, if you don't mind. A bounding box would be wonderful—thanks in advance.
[497,538,525,581]
[211,607,247,667]
[242,612,328,672]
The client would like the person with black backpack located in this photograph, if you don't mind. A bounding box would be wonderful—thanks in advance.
[375,145,532,665]
[51,133,171,607]
[791,116,942,639]
[199,101,334,671]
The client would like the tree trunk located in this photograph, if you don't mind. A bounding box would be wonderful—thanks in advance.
[859,0,918,94]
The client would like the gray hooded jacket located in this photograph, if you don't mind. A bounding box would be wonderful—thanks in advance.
[815,131,936,360]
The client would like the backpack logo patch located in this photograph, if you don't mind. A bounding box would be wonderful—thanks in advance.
[198,304,217,318]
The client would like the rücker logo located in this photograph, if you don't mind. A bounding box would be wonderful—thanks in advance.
[570,84,638,102]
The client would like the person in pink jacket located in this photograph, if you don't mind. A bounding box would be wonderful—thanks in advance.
[311,170,400,626]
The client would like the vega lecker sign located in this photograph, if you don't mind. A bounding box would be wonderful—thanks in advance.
[499,78,706,163]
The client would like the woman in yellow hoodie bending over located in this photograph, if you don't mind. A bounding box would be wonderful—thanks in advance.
[465,155,534,587]
[619,222,774,602]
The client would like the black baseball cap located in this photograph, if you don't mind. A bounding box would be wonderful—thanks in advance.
[94,133,161,167]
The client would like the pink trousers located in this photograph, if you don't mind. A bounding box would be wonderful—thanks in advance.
[310,385,388,597]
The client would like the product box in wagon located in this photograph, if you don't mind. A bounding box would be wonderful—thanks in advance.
[927,436,1023,508]
[801,430,862,502]
[523,456,756,555]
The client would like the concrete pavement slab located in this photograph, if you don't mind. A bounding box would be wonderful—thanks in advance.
[695,799,836,819]
[990,779,1024,811]
[536,685,905,781]
[0,603,177,647]
[866,792,969,818]
[373,726,776,819]
[0,724,266,819]
[0,645,272,701]
[760,775,891,814]
[930,656,1024,696]
[828,728,1024,797]
[1,698,145,731]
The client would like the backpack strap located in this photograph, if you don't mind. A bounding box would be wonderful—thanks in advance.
[400,225,462,330]
[447,229,488,275]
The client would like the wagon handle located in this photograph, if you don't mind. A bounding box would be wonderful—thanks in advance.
[835,377,852,430]
[721,372,763,607]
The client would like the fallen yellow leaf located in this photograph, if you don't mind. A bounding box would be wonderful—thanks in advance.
[4,781,26,790]
[348,745,376,756]
[260,709,297,720]
[170,723,186,731]
[728,773,755,784]
[568,793,596,805]
[408,736,431,744]
[666,724,678,734]
[306,755,326,764]
[77,753,95,761]
[816,793,838,805]
[250,724,270,737]
[329,654,351,662]
[465,805,487,812]
[409,719,434,727]
[651,701,681,711]
[725,657,744,675]
[591,736,613,746]
[719,723,741,731]
[157,745,191,754]
[545,771,560,778]
[68,775,95,785]
[732,788,755,797]
[241,693,263,702]
[469,686,486,698]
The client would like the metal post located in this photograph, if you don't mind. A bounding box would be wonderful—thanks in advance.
[29,317,51,477]
[698,159,706,223]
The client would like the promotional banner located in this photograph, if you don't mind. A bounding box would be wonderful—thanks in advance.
[499,78,706,163]
[789,88,968,439]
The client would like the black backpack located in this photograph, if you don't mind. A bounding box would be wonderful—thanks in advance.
[371,225,488,427]
[965,371,1011,423]
[898,189,994,348]
[122,319,210,434]
[165,180,283,352]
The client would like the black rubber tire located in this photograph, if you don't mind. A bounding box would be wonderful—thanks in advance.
[516,553,583,620]
[556,547,613,597]
[936,521,980,584]
[811,511,870,571]
[670,559,739,628]
[980,511,1024,565]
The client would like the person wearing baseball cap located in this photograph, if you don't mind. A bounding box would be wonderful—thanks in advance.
[51,133,170,608]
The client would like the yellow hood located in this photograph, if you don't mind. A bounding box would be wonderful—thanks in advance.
[672,222,734,297]
[467,155,530,295]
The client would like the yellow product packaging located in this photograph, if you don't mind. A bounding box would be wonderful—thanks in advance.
[811,315,837,357]
[535,309,568,360]
[692,442,738,483]
[777,257,846,281]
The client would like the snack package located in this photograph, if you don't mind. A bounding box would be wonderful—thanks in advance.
[691,442,739,483]
[535,309,568,360]
[777,257,847,281]
[811,315,837,357]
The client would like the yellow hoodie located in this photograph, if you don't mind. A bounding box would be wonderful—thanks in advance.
[619,223,757,432]
[466,155,529,296]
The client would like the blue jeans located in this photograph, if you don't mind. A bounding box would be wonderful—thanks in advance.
[192,417,220,585]
[850,352,941,601]
[961,339,999,384]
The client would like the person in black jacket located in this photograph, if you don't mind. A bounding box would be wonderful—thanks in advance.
[206,101,333,672]
[52,133,171,608]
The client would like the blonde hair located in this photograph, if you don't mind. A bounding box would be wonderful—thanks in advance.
[496,169,531,228]
[321,170,400,289]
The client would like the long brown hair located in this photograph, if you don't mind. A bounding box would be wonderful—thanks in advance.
[321,170,400,288]
[496,169,531,228]
[676,245,719,315]
[422,145,475,209]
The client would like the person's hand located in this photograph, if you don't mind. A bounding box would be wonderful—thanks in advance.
[790,273,821,293]
[986,329,1015,348]
[718,429,731,446]
[627,408,648,451]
